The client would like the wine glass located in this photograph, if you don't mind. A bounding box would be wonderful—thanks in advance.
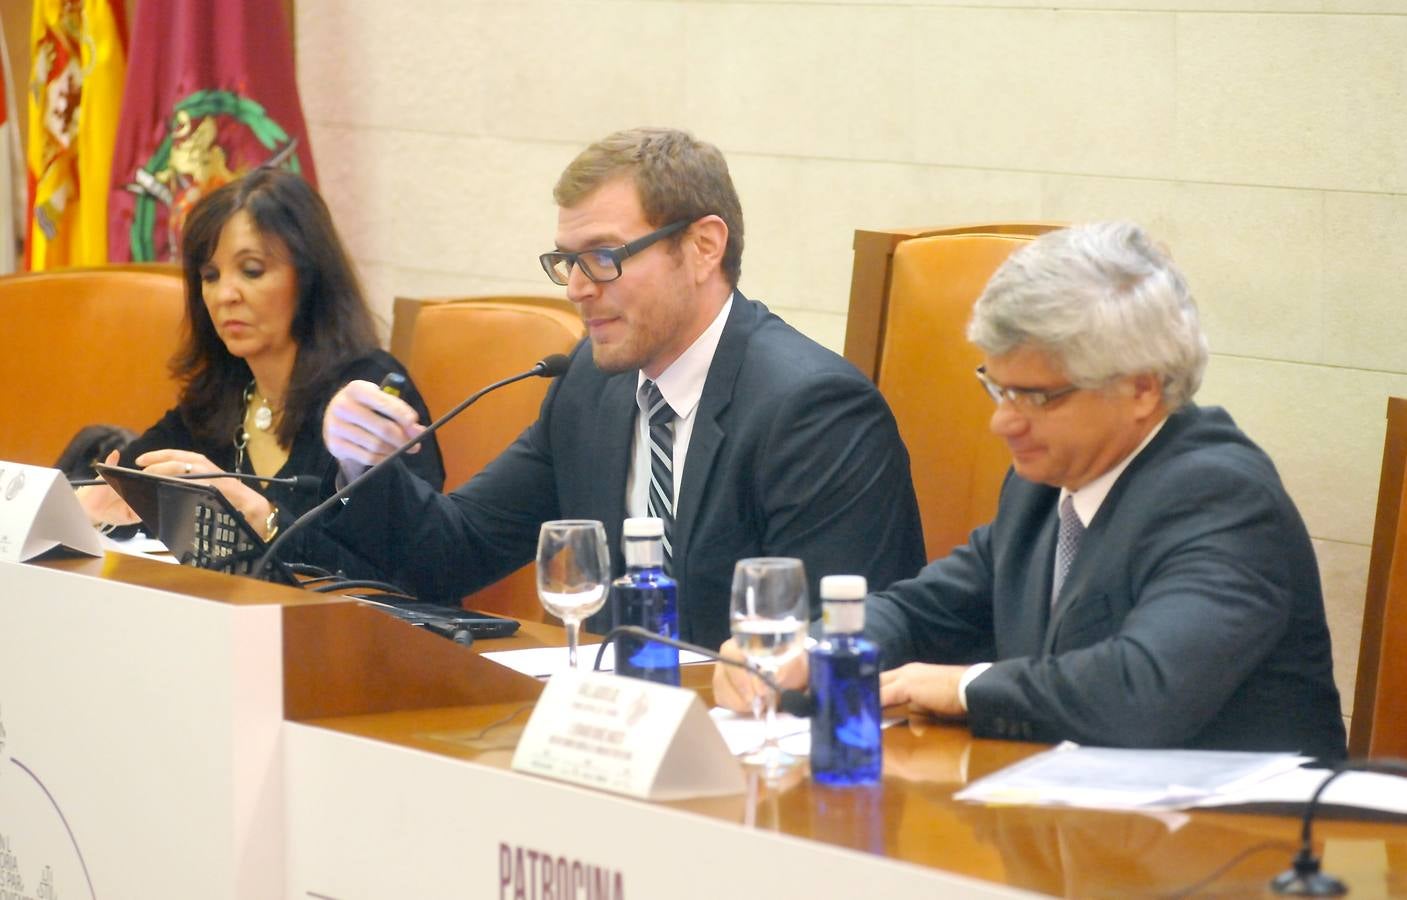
[536,520,611,670]
[730,557,809,776]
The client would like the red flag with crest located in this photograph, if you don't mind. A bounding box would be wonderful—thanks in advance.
[107,0,316,262]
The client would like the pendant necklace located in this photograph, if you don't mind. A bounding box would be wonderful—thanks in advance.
[235,379,278,471]
[247,380,275,432]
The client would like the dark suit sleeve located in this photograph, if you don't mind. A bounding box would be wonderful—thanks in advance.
[271,352,449,581]
[864,528,998,669]
[320,376,562,605]
[965,457,1299,747]
[756,370,926,614]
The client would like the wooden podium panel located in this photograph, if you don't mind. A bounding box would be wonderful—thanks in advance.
[284,719,1037,899]
[281,601,543,720]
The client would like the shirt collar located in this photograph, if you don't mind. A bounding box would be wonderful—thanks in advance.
[1061,417,1167,527]
[637,292,734,419]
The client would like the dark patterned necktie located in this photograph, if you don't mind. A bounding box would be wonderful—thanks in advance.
[640,379,676,571]
[1053,494,1084,605]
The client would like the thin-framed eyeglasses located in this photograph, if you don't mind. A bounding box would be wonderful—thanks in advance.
[539,219,690,286]
[975,365,1082,411]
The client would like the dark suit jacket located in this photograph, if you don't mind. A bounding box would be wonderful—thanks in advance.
[327,294,926,649]
[867,405,1346,759]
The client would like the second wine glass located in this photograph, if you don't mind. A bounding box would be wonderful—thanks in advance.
[730,557,809,777]
[536,519,611,670]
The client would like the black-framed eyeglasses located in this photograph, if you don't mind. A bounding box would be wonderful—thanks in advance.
[539,219,691,286]
[975,365,1082,411]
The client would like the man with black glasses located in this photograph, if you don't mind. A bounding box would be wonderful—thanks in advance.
[320,127,925,649]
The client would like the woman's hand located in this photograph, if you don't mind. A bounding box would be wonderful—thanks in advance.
[134,449,277,539]
[76,450,141,527]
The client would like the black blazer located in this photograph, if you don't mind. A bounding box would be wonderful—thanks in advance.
[867,405,1346,759]
[329,294,926,649]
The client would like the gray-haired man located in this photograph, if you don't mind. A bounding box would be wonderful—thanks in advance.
[718,221,1346,759]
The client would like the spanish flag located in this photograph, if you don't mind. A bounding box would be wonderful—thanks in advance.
[24,0,127,270]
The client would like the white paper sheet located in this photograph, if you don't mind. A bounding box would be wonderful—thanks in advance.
[482,643,710,678]
[954,742,1307,811]
[101,531,174,560]
[1197,767,1407,817]
[708,708,813,757]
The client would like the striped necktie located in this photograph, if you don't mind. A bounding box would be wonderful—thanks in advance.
[640,379,676,571]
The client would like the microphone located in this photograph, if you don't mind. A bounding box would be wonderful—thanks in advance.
[253,354,571,577]
[591,625,813,717]
[70,471,322,491]
[1270,757,1407,896]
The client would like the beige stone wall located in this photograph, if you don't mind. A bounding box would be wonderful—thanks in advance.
[296,0,1407,727]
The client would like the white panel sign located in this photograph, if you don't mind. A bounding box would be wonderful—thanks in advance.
[512,669,744,800]
[0,463,101,562]
[0,561,285,899]
[286,723,1041,900]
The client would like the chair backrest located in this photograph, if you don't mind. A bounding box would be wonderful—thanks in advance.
[401,296,584,621]
[1350,396,1407,757]
[845,222,1059,382]
[845,224,1062,560]
[0,266,186,466]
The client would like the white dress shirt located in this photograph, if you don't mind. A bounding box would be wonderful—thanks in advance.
[625,294,734,517]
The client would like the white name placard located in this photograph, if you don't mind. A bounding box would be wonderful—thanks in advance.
[0,462,101,562]
[511,669,744,801]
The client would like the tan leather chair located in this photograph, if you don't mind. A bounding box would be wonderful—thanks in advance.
[0,265,186,466]
[845,223,1060,382]
[1350,396,1407,757]
[844,223,1062,561]
[400,296,584,621]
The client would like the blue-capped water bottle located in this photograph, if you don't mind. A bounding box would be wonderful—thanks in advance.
[809,574,881,785]
[610,517,680,685]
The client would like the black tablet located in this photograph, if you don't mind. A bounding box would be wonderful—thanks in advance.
[94,463,298,586]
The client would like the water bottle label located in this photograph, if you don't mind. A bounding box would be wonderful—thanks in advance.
[822,600,864,634]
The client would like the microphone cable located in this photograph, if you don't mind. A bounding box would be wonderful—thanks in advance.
[592,624,813,717]
[70,470,322,490]
[306,579,415,598]
[1269,757,1407,896]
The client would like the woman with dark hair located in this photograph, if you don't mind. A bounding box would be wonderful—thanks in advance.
[79,167,444,577]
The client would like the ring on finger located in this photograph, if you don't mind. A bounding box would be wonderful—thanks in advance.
[184,462,192,474]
